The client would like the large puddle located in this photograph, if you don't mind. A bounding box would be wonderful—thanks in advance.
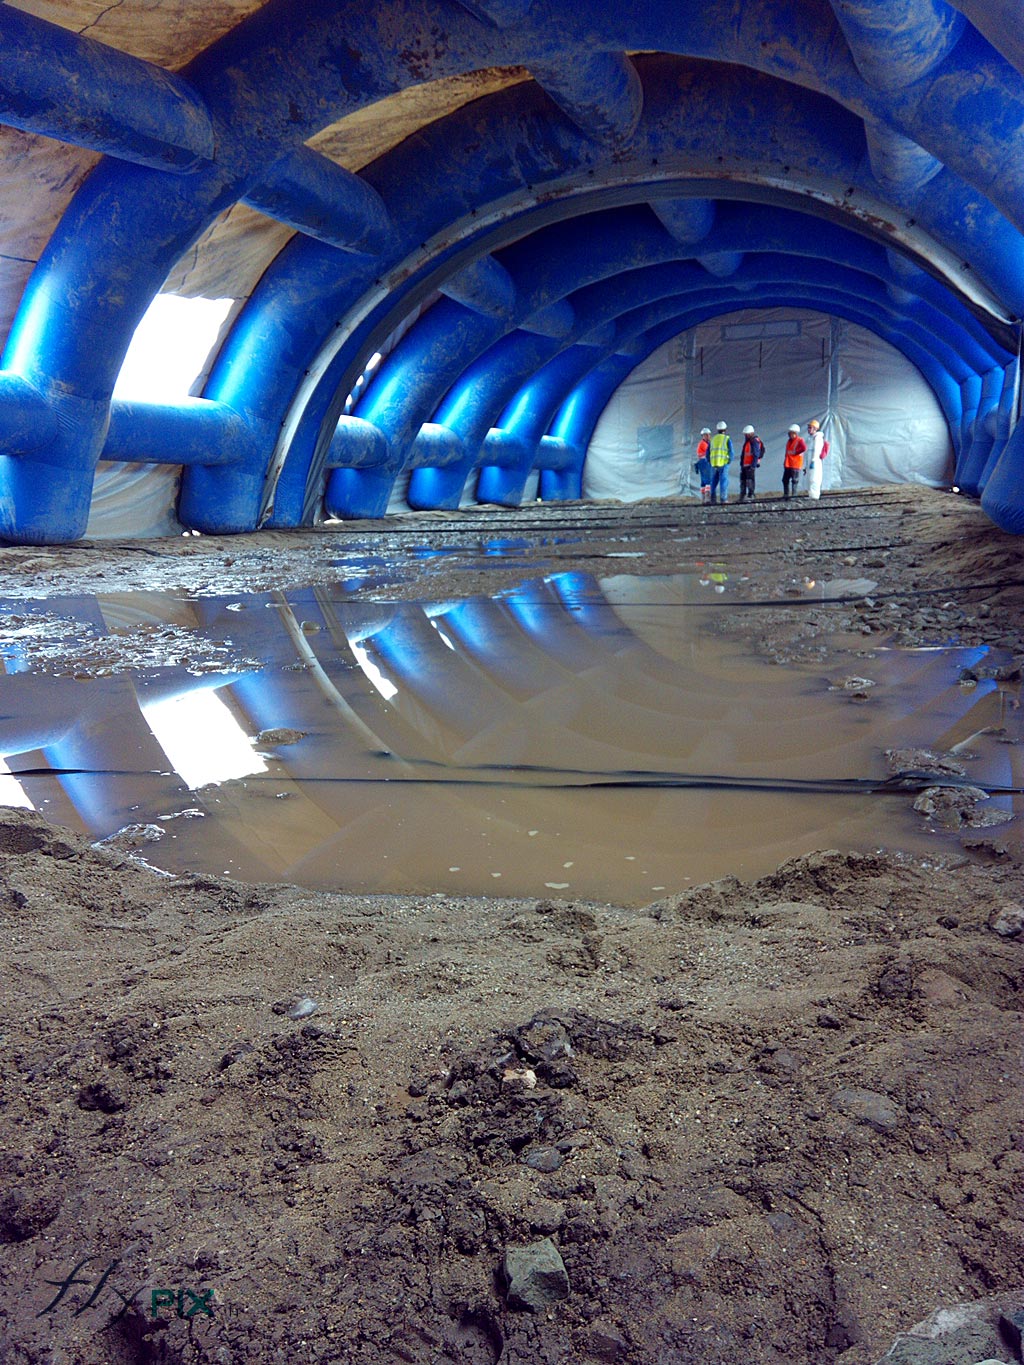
[0,568,1019,904]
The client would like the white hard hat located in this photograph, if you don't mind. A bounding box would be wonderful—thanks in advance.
[700,427,711,435]
[788,423,800,433]
[716,421,727,431]
[742,425,755,435]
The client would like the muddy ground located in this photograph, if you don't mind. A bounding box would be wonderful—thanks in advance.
[0,485,1023,1365]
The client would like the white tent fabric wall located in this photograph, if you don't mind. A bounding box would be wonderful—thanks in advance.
[582,307,954,502]
[85,463,185,540]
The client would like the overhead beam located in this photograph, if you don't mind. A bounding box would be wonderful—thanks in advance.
[0,6,213,171]
[455,0,536,27]
[528,52,642,146]
[439,255,518,318]
[651,199,717,246]
[244,148,396,256]
[829,0,966,91]
[864,119,943,202]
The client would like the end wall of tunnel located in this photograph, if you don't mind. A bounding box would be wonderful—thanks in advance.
[0,1,1022,543]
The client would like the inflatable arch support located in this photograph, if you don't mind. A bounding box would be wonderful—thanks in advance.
[0,1,1022,542]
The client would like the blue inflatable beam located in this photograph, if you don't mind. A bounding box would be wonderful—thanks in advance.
[244,148,396,256]
[478,346,609,504]
[357,222,996,511]
[407,331,564,509]
[255,66,1024,529]
[439,256,518,319]
[529,52,643,145]
[0,7,214,171]
[407,269,974,513]
[953,0,1024,74]
[323,416,390,470]
[103,400,256,467]
[4,10,1024,540]
[830,0,965,91]
[982,420,1024,532]
[0,374,57,456]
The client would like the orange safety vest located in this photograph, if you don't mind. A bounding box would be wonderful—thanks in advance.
[741,436,763,466]
[784,436,806,469]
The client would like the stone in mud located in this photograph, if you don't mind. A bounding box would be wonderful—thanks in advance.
[913,786,1013,830]
[0,1185,62,1242]
[587,1321,629,1359]
[830,675,875,692]
[76,1078,129,1113]
[219,1040,255,1070]
[513,1014,574,1065]
[503,1237,570,1311]
[523,1146,564,1173]
[988,905,1024,938]
[287,997,318,1020]
[885,747,967,780]
[94,822,165,851]
[961,834,1012,860]
[873,1290,1024,1364]
[1000,1306,1024,1355]
[832,1087,901,1134]
[254,727,307,746]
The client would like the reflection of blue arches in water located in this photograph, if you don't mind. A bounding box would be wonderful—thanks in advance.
[0,573,1016,893]
[3,14,1024,539]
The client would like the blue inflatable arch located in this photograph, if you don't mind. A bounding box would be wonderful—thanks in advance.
[0,1,1022,542]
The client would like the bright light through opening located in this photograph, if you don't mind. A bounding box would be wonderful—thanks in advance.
[0,757,34,811]
[143,688,267,790]
[114,295,234,403]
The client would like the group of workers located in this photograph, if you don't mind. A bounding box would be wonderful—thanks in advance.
[693,419,827,505]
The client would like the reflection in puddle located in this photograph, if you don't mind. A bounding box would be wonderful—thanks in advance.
[0,572,1019,905]
[143,688,268,789]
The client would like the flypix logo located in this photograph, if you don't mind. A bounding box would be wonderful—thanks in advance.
[38,1257,214,1326]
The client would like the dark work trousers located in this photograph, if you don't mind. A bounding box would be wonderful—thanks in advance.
[739,465,757,501]
[782,467,800,499]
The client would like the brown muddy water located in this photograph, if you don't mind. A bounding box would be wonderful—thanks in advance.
[0,566,1019,905]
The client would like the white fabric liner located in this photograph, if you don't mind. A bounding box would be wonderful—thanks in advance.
[85,462,184,540]
[583,307,954,502]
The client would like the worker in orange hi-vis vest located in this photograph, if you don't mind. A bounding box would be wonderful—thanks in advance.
[693,427,712,503]
[738,424,765,503]
[782,424,806,501]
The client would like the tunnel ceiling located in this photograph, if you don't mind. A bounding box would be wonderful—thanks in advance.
[2,0,1024,543]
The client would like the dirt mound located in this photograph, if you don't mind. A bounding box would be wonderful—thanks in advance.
[0,813,1022,1363]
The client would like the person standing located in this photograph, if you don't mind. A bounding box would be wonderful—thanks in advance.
[739,424,765,502]
[694,427,712,504]
[783,423,806,499]
[806,418,827,501]
[709,421,733,503]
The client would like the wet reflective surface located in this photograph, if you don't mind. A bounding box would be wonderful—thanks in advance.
[0,567,1020,905]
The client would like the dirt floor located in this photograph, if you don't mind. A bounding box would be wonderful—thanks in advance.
[1,485,1023,1365]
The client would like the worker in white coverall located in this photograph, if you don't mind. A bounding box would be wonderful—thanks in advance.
[806,418,826,501]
